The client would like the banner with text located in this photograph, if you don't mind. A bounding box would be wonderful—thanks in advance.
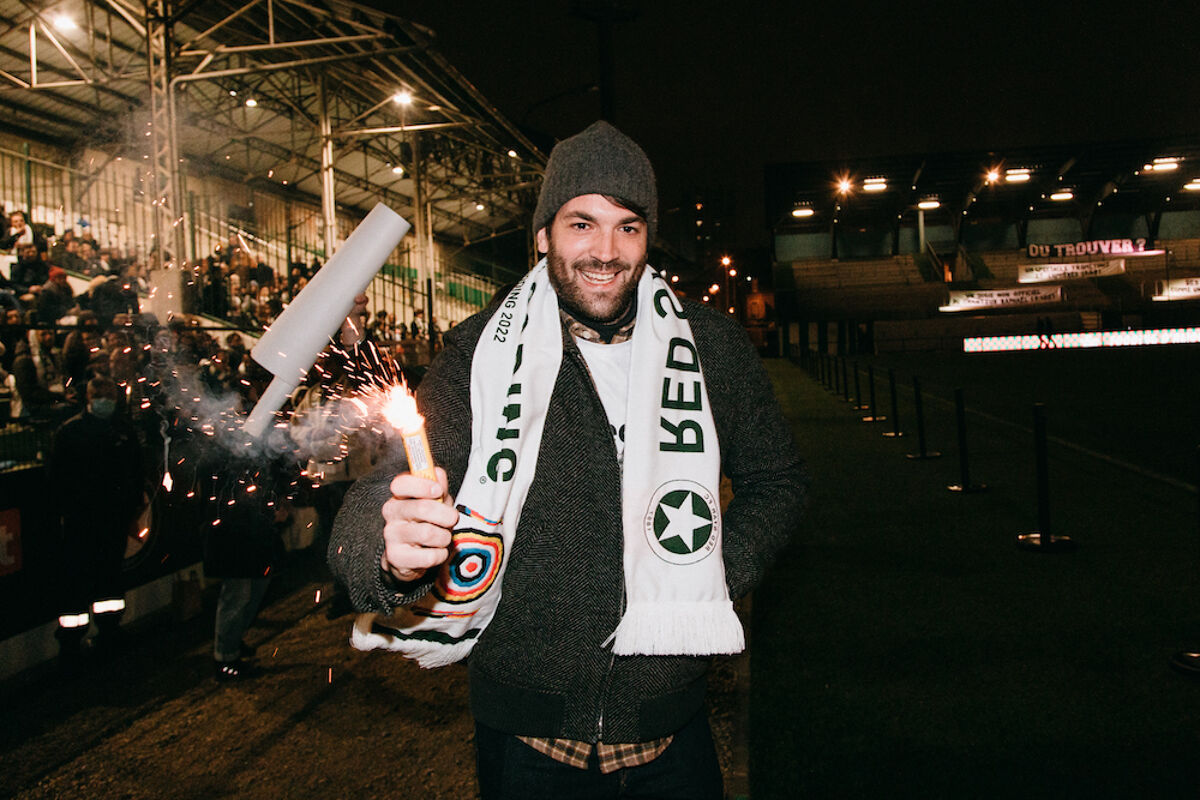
[1026,238,1157,259]
[1018,258,1125,284]
[1152,278,1200,301]
[940,285,1062,312]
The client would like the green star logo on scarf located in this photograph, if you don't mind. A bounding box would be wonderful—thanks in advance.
[645,481,720,565]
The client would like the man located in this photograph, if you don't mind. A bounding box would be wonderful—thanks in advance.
[51,375,144,666]
[37,266,75,324]
[0,210,46,253]
[9,244,48,298]
[329,121,806,798]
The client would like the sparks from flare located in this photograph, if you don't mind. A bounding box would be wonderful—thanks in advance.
[377,382,437,481]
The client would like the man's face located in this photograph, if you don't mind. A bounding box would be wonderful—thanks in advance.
[80,243,95,259]
[536,194,648,323]
[19,245,38,261]
[9,213,24,231]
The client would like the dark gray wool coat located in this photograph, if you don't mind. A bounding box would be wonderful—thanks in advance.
[328,294,807,744]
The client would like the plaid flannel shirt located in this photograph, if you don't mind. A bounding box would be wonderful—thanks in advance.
[517,735,674,774]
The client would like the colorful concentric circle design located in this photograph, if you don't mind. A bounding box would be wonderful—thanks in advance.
[433,529,504,604]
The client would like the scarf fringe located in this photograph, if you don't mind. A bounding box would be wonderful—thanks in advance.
[349,613,477,669]
[609,600,745,656]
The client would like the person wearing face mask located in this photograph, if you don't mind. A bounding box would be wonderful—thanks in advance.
[50,375,146,669]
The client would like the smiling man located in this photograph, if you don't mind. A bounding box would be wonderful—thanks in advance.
[330,120,807,799]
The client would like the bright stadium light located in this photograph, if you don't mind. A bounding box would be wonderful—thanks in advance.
[1050,189,1074,201]
[1005,168,1032,183]
[1184,179,1200,191]
[52,13,78,31]
[791,202,815,218]
[392,90,413,105]
[864,177,887,193]
[391,165,404,175]
[986,169,1001,184]
[837,177,852,194]
[917,197,941,210]
[244,98,258,108]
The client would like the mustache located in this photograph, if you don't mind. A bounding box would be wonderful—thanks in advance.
[572,256,633,272]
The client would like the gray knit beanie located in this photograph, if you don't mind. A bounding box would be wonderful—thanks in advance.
[533,120,657,242]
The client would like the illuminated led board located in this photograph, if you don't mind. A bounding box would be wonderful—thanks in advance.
[963,327,1200,353]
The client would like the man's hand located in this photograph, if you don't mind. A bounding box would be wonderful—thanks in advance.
[381,467,457,583]
[339,293,370,347]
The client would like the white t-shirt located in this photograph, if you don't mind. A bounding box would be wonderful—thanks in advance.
[574,337,632,466]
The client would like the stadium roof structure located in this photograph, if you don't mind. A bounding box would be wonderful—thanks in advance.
[0,0,545,262]
[767,138,1200,245]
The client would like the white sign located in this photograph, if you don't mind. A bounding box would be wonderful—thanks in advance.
[1018,258,1126,284]
[1027,239,1151,259]
[940,285,1062,312]
[1152,278,1200,301]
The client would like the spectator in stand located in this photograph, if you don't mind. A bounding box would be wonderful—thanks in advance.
[52,375,145,668]
[50,229,75,264]
[410,307,427,339]
[94,247,117,276]
[366,310,392,345]
[0,270,19,314]
[10,244,49,299]
[37,267,75,324]
[57,237,89,273]
[80,275,135,328]
[11,328,68,420]
[78,241,102,276]
[252,256,275,290]
[61,311,101,403]
[1,307,24,373]
[0,211,46,253]
[225,332,248,374]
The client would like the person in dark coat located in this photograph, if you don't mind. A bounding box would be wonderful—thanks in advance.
[51,375,145,665]
[202,449,295,681]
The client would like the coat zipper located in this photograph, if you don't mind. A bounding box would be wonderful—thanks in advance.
[566,342,625,743]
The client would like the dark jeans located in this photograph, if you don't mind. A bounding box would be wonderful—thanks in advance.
[474,711,723,800]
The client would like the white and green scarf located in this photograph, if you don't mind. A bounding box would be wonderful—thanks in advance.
[352,261,743,667]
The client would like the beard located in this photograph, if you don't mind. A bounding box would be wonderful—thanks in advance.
[545,244,646,325]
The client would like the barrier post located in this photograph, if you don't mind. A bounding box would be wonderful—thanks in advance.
[882,368,904,438]
[852,364,868,410]
[861,366,886,422]
[1018,403,1074,551]
[948,388,986,492]
[841,358,850,402]
[905,377,941,459]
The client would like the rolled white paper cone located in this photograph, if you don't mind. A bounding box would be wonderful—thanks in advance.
[243,373,302,438]
[251,203,410,379]
[243,203,411,437]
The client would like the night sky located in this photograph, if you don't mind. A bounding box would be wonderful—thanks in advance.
[397,0,1200,247]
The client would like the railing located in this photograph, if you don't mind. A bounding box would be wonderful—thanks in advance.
[0,135,502,333]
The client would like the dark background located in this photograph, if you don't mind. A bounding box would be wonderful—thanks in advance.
[395,0,1200,248]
